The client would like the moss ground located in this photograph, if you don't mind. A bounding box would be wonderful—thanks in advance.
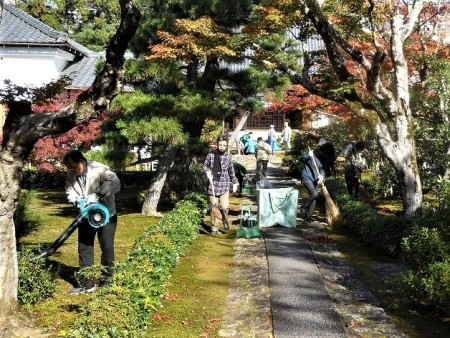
[18,189,235,337]
[18,189,161,334]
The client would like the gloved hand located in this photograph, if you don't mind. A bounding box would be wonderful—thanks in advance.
[317,175,324,185]
[74,197,82,208]
[232,183,239,193]
[206,171,213,182]
[308,150,314,157]
[85,193,99,205]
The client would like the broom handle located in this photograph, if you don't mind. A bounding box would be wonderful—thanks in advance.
[209,176,216,198]
[211,180,216,198]
[308,147,322,181]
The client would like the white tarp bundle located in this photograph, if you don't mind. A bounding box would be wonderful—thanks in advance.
[256,188,298,228]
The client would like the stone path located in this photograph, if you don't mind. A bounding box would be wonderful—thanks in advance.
[219,153,408,337]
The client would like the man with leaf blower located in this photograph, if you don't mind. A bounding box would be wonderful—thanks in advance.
[63,150,121,295]
[203,135,239,236]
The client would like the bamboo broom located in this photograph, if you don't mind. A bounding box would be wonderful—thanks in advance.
[209,178,223,220]
[308,149,342,226]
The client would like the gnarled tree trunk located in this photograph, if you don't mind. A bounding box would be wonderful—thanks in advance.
[286,0,426,216]
[0,0,140,318]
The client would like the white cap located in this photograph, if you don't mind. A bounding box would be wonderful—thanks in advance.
[318,138,327,145]
[270,125,274,128]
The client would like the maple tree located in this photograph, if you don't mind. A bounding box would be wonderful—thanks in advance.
[239,0,450,217]
[27,91,107,171]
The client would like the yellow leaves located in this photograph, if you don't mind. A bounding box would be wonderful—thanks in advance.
[242,1,303,42]
[147,16,236,62]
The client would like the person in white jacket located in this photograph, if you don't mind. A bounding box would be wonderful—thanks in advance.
[281,121,292,151]
[63,150,121,295]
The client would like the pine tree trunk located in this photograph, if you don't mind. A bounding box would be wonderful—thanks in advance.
[228,109,250,148]
[0,214,18,317]
[141,146,177,216]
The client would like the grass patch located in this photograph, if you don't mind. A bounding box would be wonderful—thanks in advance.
[146,233,235,337]
[17,189,236,336]
[17,189,161,333]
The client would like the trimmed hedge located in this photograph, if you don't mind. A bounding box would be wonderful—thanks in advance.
[327,178,450,315]
[18,247,57,305]
[68,192,208,338]
[326,178,411,257]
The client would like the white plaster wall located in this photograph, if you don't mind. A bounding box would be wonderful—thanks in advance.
[0,46,75,88]
[312,115,330,129]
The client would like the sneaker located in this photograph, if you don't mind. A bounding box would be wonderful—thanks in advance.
[210,230,219,236]
[70,286,96,295]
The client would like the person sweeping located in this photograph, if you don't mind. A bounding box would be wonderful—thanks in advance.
[203,135,239,235]
[300,148,325,222]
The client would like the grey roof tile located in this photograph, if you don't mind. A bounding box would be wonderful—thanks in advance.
[61,53,104,89]
[0,3,92,56]
[1,3,98,88]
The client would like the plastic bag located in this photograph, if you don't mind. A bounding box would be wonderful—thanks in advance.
[256,188,298,228]
[256,176,272,189]
[237,205,260,238]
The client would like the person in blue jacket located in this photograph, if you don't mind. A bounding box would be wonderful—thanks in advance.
[300,148,325,221]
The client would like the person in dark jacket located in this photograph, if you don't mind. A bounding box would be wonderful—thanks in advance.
[317,140,337,177]
[300,149,325,221]
[341,141,367,199]
[233,161,247,193]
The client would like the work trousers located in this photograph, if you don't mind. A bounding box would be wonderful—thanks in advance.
[345,175,360,198]
[302,181,319,218]
[208,192,229,232]
[256,160,268,179]
[77,214,117,288]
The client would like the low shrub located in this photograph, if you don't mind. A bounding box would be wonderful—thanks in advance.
[399,200,450,313]
[18,247,57,305]
[14,190,42,237]
[328,178,410,256]
[68,192,207,337]
[327,177,450,314]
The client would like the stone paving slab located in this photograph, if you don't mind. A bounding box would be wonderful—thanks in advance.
[263,227,347,338]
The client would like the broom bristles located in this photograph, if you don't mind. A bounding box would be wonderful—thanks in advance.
[211,205,223,219]
[321,184,342,225]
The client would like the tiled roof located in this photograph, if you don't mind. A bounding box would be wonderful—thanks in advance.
[61,52,103,89]
[0,3,98,88]
[0,3,92,56]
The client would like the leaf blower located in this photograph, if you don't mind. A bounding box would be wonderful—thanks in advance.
[36,198,110,259]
